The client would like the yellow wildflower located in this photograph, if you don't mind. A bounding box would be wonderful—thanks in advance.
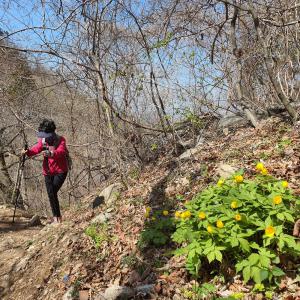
[261,167,268,175]
[198,211,206,220]
[145,206,151,218]
[234,175,243,183]
[231,201,238,209]
[181,210,191,219]
[265,226,276,237]
[282,181,288,188]
[207,225,213,233]
[163,210,169,216]
[273,195,282,205]
[151,217,156,221]
[256,162,264,171]
[235,214,242,221]
[175,211,181,218]
[217,179,224,187]
[216,220,224,228]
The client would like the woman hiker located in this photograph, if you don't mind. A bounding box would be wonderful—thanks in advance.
[22,119,69,224]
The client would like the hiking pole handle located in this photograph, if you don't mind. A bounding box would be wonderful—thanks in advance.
[22,143,28,163]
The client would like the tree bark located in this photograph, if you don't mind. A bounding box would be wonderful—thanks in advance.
[249,5,298,122]
[230,4,259,127]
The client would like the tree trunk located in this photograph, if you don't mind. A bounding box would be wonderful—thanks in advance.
[0,152,14,204]
[249,5,298,122]
[230,5,259,127]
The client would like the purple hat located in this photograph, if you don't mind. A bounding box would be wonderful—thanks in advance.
[37,131,56,139]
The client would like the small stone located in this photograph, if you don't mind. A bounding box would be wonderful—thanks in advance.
[91,213,111,224]
[216,163,238,179]
[79,290,89,300]
[179,147,201,160]
[173,294,182,300]
[135,284,154,295]
[103,285,134,300]
[28,215,41,227]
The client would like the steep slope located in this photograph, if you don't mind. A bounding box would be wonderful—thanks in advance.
[1,117,300,300]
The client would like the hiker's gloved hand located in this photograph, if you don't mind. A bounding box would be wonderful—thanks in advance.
[42,150,53,157]
[21,149,28,156]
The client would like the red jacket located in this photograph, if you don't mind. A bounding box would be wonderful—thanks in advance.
[27,136,68,176]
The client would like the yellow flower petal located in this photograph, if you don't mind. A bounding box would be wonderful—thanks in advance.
[181,210,191,219]
[265,226,276,237]
[235,214,242,221]
[231,201,238,209]
[163,210,169,216]
[216,220,224,228]
[256,162,264,171]
[175,211,181,218]
[234,175,243,183]
[273,195,282,205]
[282,181,288,188]
[261,167,268,175]
[207,225,213,233]
[217,179,224,187]
[198,212,206,220]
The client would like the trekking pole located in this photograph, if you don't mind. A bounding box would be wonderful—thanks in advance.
[12,129,28,223]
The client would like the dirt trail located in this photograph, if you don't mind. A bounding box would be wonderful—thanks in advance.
[0,206,43,299]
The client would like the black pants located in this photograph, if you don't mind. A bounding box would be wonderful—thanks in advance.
[44,173,67,217]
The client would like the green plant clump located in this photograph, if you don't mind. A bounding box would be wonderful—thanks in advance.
[139,213,175,248]
[85,223,109,248]
[172,168,300,285]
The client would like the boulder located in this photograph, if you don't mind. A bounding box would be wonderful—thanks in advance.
[216,163,238,179]
[98,183,122,207]
[218,115,246,129]
[102,285,134,300]
[178,147,201,160]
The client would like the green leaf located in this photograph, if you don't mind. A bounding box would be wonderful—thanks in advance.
[260,269,269,282]
[207,251,215,263]
[215,250,223,262]
[235,260,248,273]
[272,266,285,277]
[243,265,251,282]
[252,266,262,283]
[283,212,294,222]
[248,253,260,266]
[260,256,270,268]
[277,213,285,221]
[239,238,250,252]
[250,242,260,250]
[278,238,284,251]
